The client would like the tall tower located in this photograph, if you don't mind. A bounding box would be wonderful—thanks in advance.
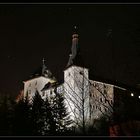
[64,26,90,130]
[23,59,56,101]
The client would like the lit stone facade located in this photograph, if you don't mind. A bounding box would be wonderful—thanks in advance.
[23,76,56,101]
[23,29,132,129]
[89,80,114,124]
[64,65,90,127]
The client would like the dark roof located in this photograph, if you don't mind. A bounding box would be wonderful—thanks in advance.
[89,74,140,94]
[41,81,58,91]
[65,52,86,70]
[30,66,43,78]
[24,63,56,82]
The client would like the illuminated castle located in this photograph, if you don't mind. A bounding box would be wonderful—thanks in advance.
[23,27,140,129]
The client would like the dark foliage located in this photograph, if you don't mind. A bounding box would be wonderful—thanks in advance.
[12,94,32,135]
[12,89,73,136]
[30,90,45,135]
[0,94,15,135]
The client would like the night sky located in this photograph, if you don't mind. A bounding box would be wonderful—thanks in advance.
[1,4,140,97]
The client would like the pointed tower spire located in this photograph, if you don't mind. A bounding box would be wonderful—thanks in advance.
[72,25,79,57]
[42,58,47,75]
[66,25,83,68]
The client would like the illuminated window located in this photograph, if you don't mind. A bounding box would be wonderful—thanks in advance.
[138,96,140,99]
[131,93,134,97]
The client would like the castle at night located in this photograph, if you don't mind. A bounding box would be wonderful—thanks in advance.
[23,28,140,130]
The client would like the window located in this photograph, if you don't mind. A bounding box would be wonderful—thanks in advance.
[79,71,83,75]
[35,81,37,86]
[90,93,92,97]
[42,92,45,96]
[68,73,71,76]
[95,106,97,110]
[50,90,53,95]
[90,104,92,109]
[100,98,102,102]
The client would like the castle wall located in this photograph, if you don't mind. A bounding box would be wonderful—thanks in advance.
[64,65,90,128]
[89,80,114,124]
[24,76,50,101]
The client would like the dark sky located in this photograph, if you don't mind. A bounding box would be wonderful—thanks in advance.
[0,4,140,97]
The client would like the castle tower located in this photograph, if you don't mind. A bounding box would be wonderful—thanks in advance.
[64,26,90,129]
[23,59,56,101]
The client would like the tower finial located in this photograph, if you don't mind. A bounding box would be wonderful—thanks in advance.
[73,25,78,34]
[74,25,77,29]
[42,58,45,65]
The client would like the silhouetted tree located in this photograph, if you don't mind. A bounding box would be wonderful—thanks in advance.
[43,95,56,135]
[13,93,32,135]
[30,90,45,135]
[54,89,73,135]
[0,94,15,135]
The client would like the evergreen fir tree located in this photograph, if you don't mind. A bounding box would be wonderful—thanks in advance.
[43,95,57,135]
[53,88,73,135]
[30,90,45,135]
[13,93,32,135]
[0,94,15,135]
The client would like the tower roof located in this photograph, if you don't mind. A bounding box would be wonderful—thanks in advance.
[66,26,85,68]
[28,59,56,81]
